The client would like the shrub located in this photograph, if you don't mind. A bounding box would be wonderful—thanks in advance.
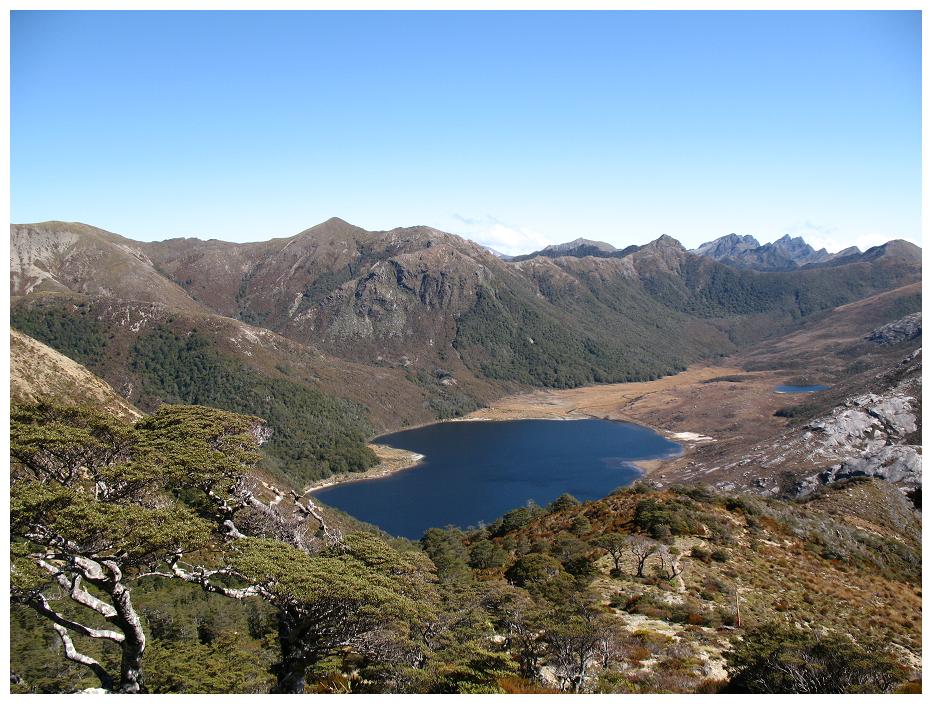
[723,624,904,693]
[635,498,703,537]
[710,549,730,563]
[548,493,581,513]
[468,539,509,570]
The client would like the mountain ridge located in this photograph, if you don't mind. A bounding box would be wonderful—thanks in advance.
[10,217,922,483]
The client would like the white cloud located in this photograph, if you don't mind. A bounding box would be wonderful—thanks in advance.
[447,215,554,256]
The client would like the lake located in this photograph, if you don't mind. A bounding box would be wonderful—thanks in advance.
[313,418,681,539]
[775,384,830,394]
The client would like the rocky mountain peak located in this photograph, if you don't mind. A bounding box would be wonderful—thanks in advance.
[292,216,370,241]
[644,234,685,251]
[693,233,760,259]
[511,237,619,262]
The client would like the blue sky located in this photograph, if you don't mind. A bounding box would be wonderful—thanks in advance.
[11,10,921,254]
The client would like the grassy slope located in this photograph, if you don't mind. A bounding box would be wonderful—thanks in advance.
[10,330,142,421]
[470,480,921,689]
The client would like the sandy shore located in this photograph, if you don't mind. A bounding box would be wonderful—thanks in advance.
[304,443,424,493]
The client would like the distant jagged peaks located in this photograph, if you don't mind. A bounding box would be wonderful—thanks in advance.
[694,233,760,259]
[691,233,874,271]
[509,234,687,263]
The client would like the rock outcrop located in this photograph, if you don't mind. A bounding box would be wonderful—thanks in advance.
[792,390,922,496]
[866,313,921,345]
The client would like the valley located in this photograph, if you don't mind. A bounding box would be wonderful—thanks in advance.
[9,10,922,696]
[9,218,923,694]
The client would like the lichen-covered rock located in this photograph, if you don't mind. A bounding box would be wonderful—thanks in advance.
[794,445,922,497]
[866,313,921,345]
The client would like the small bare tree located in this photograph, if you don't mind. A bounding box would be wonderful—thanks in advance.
[593,532,626,575]
[626,535,658,578]
[657,545,686,581]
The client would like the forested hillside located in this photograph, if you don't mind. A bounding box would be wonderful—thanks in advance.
[10,402,920,693]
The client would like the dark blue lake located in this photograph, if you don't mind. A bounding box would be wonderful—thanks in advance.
[313,418,681,539]
[775,384,830,394]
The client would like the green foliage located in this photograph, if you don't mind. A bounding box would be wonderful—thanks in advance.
[548,493,581,513]
[421,527,472,581]
[488,502,546,537]
[570,514,592,536]
[8,395,921,694]
[145,633,275,693]
[12,295,380,486]
[454,284,689,388]
[723,624,904,693]
[130,326,377,484]
[505,553,576,603]
[468,539,509,569]
[593,532,627,572]
[10,603,117,693]
[549,532,597,579]
[505,553,564,588]
[634,498,704,538]
[10,400,134,483]
[9,401,272,693]
[774,401,823,420]
[411,368,481,419]
[11,300,109,366]
[12,481,212,570]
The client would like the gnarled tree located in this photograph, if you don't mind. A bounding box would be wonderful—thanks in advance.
[593,532,627,575]
[11,401,446,694]
[166,533,435,692]
[9,402,256,692]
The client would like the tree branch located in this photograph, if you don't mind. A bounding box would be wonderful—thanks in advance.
[24,593,125,643]
[37,560,118,619]
[168,557,260,599]
[50,622,114,691]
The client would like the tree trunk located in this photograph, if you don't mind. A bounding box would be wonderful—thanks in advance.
[118,642,145,694]
[273,663,308,695]
[574,652,587,693]
[109,576,146,693]
[273,651,308,694]
[273,615,309,694]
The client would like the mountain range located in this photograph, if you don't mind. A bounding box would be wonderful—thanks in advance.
[9,218,922,487]
[9,216,923,694]
[506,230,889,273]
[690,233,866,271]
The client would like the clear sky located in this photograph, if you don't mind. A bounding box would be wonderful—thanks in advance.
[11,10,921,254]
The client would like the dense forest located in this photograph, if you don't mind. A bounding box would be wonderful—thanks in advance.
[454,284,690,388]
[10,401,918,694]
[129,325,377,483]
[11,304,377,485]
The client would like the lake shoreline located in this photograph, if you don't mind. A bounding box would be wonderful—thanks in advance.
[308,365,740,495]
[304,443,425,494]
[312,417,678,539]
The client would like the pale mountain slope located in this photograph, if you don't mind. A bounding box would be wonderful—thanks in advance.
[10,329,142,420]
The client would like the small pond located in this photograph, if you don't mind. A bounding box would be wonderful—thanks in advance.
[775,384,830,394]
